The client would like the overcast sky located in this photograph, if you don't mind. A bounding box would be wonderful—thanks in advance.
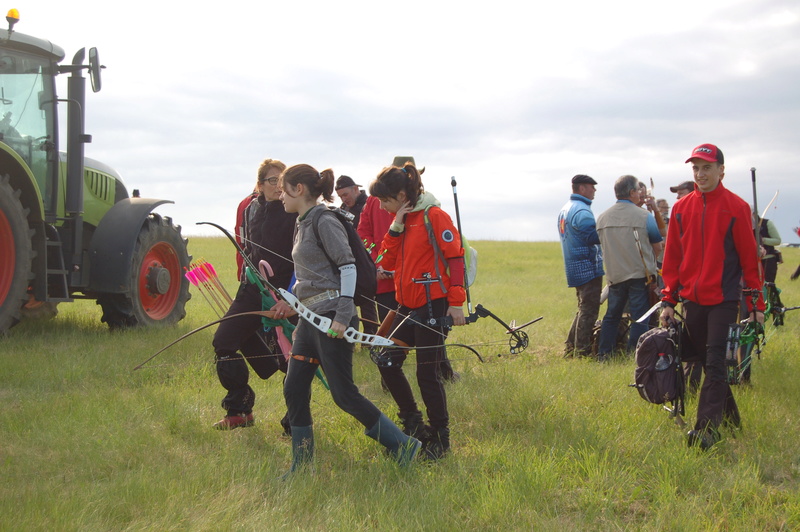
[18,0,800,242]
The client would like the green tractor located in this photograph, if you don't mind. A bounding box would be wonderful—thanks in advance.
[0,10,190,333]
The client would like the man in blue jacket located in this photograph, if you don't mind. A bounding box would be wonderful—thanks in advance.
[558,175,604,357]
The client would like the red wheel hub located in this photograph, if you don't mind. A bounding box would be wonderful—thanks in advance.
[137,241,181,320]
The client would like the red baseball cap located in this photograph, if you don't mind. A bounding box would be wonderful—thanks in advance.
[685,143,724,164]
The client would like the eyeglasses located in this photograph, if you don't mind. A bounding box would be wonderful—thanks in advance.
[259,177,279,185]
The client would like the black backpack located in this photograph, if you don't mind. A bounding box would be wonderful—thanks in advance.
[631,323,685,417]
[311,207,377,305]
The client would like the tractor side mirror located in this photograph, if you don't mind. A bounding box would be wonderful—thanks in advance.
[88,47,102,93]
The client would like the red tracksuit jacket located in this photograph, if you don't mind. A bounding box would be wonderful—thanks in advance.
[379,205,465,310]
[661,181,764,312]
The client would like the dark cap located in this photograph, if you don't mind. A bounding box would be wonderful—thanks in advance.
[685,143,724,164]
[335,175,361,190]
[669,180,694,193]
[572,174,597,185]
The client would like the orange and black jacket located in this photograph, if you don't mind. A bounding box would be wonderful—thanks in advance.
[661,182,764,312]
[379,193,465,310]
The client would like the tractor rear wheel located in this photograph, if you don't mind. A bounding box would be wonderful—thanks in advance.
[98,213,191,329]
[0,174,34,334]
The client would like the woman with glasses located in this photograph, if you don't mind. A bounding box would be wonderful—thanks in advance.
[211,158,297,433]
[272,163,421,476]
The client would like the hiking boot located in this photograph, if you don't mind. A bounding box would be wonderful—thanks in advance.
[213,413,254,430]
[423,426,450,461]
[443,370,461,383]
[398,411,431,441]
[722,416,742,431]
[563,343,576,358]
[687,429,717,451]
[439,361,460,383]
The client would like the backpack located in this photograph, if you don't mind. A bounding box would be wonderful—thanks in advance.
[311,207,377,305]
[631,324,685,416]
[422,205,478,289]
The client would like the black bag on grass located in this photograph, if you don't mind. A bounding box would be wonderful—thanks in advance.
[631,324,685,413]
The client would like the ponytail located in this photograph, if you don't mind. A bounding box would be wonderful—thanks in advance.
[281,164,335,202]
[369,163,424,206]
[318,169,335,203]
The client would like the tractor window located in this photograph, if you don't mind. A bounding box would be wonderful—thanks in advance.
[0,52,55,201]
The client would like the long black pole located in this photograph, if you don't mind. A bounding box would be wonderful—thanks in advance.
[751,168,759,238]
[751,168,764,284]
[450,176,472,314]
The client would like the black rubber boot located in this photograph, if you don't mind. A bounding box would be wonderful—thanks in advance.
[424,426,450,461]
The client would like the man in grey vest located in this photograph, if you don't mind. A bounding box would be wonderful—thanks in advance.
[596,175,663,360]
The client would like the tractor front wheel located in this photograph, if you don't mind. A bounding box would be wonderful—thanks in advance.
[98,214,191,329]
[0,174,34,334]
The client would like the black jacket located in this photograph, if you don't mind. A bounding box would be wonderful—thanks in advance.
[244,197,297,289]
[342,191,368,229]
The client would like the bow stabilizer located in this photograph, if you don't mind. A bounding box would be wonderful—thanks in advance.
[436,304,541,354]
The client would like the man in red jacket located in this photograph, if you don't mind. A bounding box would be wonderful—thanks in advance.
[660,144,764,450]
[235,189,258,280]
[357,193,397,323]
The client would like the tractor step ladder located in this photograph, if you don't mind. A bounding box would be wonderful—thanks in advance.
[44,226,72,302]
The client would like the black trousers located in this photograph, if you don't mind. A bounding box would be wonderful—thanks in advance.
[762,257,778,284]
[375,291,397,324]
[378,298,450,429]
[378,292,457,380]
[683,300,741,432]
[212,282,287,415]
[284,313,381,428]
[357,296,379,336]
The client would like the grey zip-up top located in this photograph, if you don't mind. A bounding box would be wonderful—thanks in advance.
[292,204,356,325]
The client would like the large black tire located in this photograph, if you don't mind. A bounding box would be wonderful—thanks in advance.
[0,174,35,334]
[98,213,191,329]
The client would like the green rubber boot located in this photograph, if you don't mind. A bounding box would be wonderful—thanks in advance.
[365,413,422,466]
[281,425,313,480]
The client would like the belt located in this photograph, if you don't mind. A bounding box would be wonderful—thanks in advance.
[300,290,340,307]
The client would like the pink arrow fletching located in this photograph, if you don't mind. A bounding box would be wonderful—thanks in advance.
[204,262,219,278]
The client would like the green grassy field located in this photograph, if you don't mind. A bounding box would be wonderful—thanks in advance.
[1,239,799,531]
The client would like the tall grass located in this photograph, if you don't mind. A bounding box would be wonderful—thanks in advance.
[1,240,798,531]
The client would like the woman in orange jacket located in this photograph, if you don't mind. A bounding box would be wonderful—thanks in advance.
[368,161,466,460]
